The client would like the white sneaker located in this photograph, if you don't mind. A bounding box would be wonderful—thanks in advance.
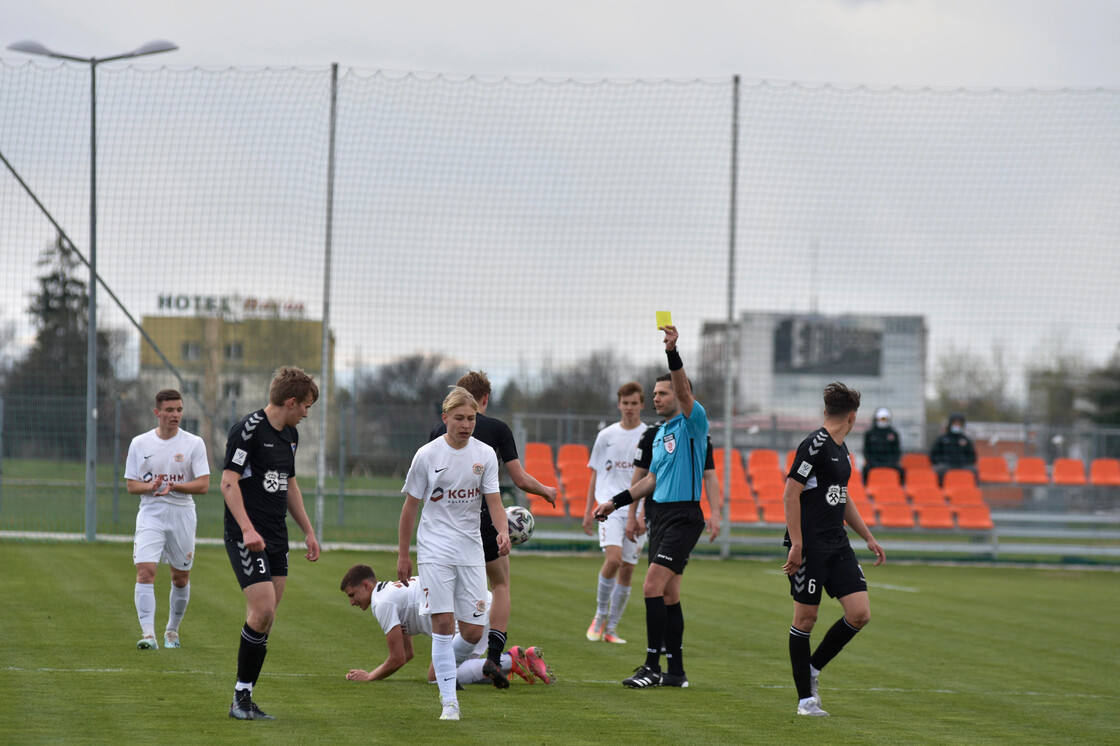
[797,697,829,717]
[136,635,158,650]
[439,701,460,721]
[164,630,180,649]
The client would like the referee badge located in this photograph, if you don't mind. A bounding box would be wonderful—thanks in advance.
[663,433,675,454]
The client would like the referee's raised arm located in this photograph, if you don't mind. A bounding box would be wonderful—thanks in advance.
[661,325,694,418]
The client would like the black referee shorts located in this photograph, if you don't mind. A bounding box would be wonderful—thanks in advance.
[647,501,705,575]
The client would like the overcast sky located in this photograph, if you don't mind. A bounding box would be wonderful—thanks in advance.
[7,0,1120,88]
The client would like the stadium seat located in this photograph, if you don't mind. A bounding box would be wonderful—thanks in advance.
[866,467,902,497]
[785,450,797,472]
[1014,457,1049,485]
[753,482,784,504]
[525,494,562,514]
[900,453,932,471]
[942,469,977,492]
[747,449,781,479]
[977,456,1012,484]
[1051,458,1087,485]
[846,468,867,502]
[903,468,939,496]
[954,504,994,530]
[750,469,787,490]
[909,486,947,506]
[727,497,760,523]
[758,500,786,524]
[876,504,915,528]
[1089,458,1120,487]
[556,443,589,468]
[915,504,955,530]
[524,442,553,463]
[870,485,908,506]
[944,485,985,507]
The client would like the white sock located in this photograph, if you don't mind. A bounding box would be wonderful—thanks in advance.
[432,633,457,705]
[596,574,616,617]
[451,633,478,665]
[167,582,190,632]
[134,583,156,637]
[607,582,632,630]
[457,653,512,685]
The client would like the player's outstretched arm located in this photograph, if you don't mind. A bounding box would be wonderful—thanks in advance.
[661,325,695,418]
[397,497,420,583]
[348,627,414,681]
[507,459,557,506]
[595,471,656,521]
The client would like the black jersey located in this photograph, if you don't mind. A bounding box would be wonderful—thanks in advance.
[783,427,851,550]
[635,423,714,472]
[223,408,298,545]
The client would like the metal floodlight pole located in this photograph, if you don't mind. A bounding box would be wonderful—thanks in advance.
[7,39,178,542]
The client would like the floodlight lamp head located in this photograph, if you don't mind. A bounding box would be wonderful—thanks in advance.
[131,40,178,57]
[8,40,55,56]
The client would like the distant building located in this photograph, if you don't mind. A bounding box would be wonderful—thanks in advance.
[137,293,333,473]
[701,311,927,444]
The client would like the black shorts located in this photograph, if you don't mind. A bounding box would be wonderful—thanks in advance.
[225,533,289,590]
[788,543,867,605]
[647,502,705,575]
[480,502,500,564]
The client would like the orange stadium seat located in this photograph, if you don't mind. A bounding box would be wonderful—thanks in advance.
[523,442,553,463]
[758,500,786,524]
[866,467,902,497]
[954,504,994,531]
[900,453,932,471]
[945,485,985,507]
[909,486,947,506]
[747,449,781,479]
[556,443,590,468]
[1051,458,1087,485]
[1089,458,1120,487]
[977,456,1012,484]
[525,494,563,515]
[942,469,977,492]
[1014,457,1049,485]
[904,468,939,496]
[876,504,915,529]
[915,504,956,530]
[753,482,784,504]
[728,497,760,523]
[750,469,787,490]
[785,450,797,472]
[846,469,867,502]
[870,485,908,506]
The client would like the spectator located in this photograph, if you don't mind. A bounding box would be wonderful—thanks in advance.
[929,413,977,482]
[862,407,903,483]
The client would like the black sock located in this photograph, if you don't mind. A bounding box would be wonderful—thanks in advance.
[789,626,812,700]
[237,623,268,689]
[644,596,666,670]
[487,629,506,666]
[664,602,684,675]
[810,617,860,672]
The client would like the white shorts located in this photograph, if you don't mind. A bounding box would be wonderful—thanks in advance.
[418,562,489,625]
[598,506,646,565]
[133,499,197,570]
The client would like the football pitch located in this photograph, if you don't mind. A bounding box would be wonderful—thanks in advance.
[1,542,1117,745]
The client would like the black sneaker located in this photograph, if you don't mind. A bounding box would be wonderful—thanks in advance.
[622,665,662,688]
[482,658,510,689]
[660,672,689,688]
[247,701,275,720]
[229,693,255,720]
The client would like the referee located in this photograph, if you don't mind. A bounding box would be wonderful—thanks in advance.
[594,324,713,688]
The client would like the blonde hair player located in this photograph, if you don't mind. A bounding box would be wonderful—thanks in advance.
[399,386,510,721]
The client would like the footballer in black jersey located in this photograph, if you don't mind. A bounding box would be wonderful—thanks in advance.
[219,367,320,721]
[779,382,884,718]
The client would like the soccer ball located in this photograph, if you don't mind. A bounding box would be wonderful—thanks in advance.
[506,505,535,546]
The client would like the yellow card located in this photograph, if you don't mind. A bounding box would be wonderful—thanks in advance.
[656,311,673,329]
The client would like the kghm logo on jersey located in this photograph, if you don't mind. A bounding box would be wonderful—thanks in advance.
[825,485,848,506]
[663,433,676,454]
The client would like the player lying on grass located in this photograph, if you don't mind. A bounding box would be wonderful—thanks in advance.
[340,564,553,686]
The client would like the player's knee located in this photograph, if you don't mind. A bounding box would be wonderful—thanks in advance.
[135,567,156,584]
[617,564,635,585]
[848,609,870,628]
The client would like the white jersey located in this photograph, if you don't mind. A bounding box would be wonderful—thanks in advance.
[370,578,431,637]
[402,435,499,566]
[588,421,648,504]
[124,428,209,508]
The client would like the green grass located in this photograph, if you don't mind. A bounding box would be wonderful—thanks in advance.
[1,542,1118,744]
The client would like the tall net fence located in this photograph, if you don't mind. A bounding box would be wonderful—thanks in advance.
[1,61,1118,549]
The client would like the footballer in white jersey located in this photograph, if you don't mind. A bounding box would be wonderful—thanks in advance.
[581,383,647,644]
[124,390,210,651]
